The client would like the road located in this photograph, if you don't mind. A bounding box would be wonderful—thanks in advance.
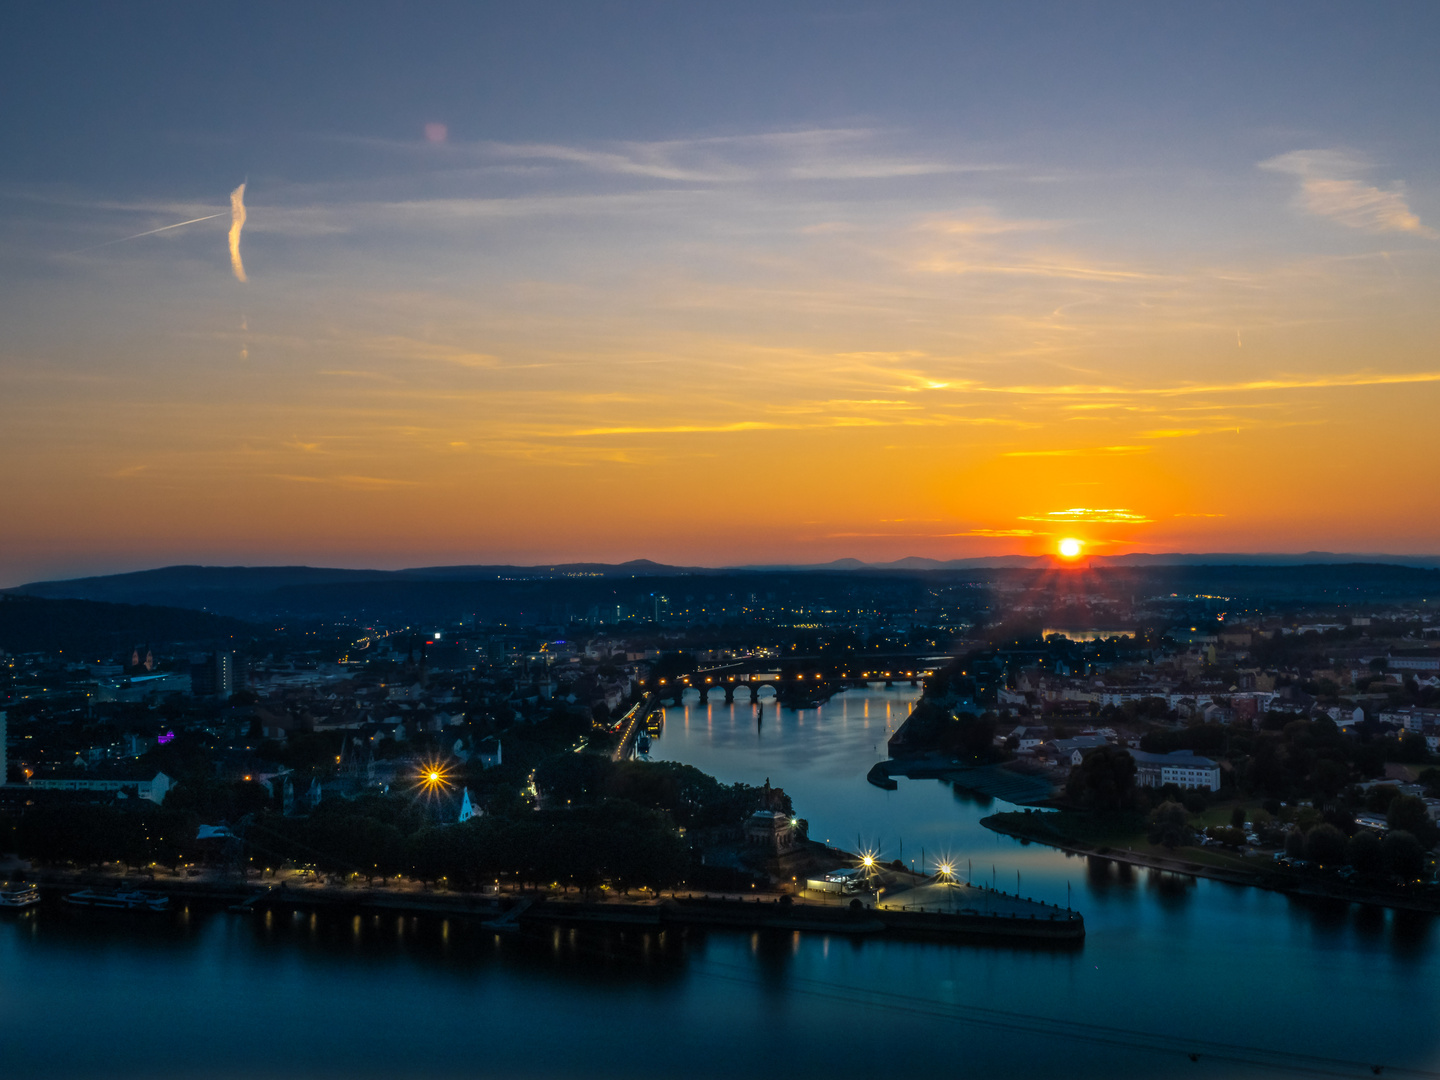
[611,694,657,761]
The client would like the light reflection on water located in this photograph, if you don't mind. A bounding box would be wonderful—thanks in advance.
[0,684,1435,1078]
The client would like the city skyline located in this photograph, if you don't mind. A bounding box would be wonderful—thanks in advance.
[3,4,1439,586]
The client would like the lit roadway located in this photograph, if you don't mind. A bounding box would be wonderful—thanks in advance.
[611,694,657,761]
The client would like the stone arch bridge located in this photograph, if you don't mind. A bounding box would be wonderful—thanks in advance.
[640,653,948,706]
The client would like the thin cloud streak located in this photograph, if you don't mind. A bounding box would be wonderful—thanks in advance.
[70,211,227,253]
[1020,508,1154,524]
[1261,150,1435,238]
[1004,445,1150,457]
[963,370,1440,399]
[228,183,247,282]
[346,127,1006,185]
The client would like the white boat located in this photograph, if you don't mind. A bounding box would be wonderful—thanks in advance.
[0,883,41,909]
[65,888,169,911]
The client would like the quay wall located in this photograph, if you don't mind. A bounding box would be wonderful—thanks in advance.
[27,877,1084,944]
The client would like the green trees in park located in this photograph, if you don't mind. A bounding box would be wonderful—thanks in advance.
[12,756,730,896]
[1386,795,1439,848]
[1347,830,1384,877]
[1148,801,1192,849]
[1382,831,1427,882]
[888,701,1001,762]
[14,803,200,871]
[1302,823,1348,868]
[1269,821,1433,885]
[1205,825,1247,849]
[1067,745,1138,811]
[1284,829,1305,859]
[533,756,789,829]
[393,801,688,894]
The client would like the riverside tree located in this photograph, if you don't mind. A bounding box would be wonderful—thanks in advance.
[1067,746,1138,811]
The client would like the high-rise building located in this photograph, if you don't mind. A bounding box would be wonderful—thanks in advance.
[0,709,7,785]
[191,651,236,698]
[215,651,234,698]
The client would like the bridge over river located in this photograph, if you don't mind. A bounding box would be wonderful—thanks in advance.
[641,651,951,705]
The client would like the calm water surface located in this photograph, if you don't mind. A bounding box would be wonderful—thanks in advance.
[2,685,1434,1079]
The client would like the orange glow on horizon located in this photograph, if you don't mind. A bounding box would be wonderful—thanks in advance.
[4,132,1440,584]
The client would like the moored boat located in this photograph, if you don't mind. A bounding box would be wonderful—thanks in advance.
[65,888,169,911]
[0,882,41,909]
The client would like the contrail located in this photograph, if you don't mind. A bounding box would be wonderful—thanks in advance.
[229,182,247,282]
[72,212,227,253]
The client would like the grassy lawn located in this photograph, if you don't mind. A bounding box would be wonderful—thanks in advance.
[1190,801,1249,828]
[987,809,1147,849]
[986,810,1268,874]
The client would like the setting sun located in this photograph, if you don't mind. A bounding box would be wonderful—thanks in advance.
[1059,538,1084,559]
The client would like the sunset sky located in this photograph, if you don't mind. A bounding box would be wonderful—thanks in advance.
[2,3,1438,585]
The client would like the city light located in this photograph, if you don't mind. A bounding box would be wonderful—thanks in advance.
[414,757,455,797]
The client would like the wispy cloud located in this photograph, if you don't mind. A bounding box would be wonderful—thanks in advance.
[338,475,418,488]
[1004,445,1149,457]
[1139,428,1204,438]
[228,183,247,281]
[970,370,1440,399]
[567,420,783,437]
[1260,150,1435,238]
[1019,508,1153,524]
[824,527,1041,538]
[344,127,999,186]
[272,473,419,489]
[923,214,1062,237]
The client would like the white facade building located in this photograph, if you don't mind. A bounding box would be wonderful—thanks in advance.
[29,771,173,804]
[1128,750,1221,792]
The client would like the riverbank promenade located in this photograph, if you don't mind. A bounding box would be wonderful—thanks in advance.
[20,865,1085,945]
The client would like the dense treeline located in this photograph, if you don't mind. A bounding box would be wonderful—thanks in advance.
[8,791,693,894]
[1064,731,1438,886]
[257,796,690,893]
[1134,716,1432,801]
[1075,721,1437,816]
[0,593,253,654]
[533,757,787,829]
[889,700,1002,761]
[5,750,783,895]
[14,804,202,871]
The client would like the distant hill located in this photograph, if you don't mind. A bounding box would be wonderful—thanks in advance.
[743,552,1440,572]
[0,594,254,657]
[5,561,714,613]
[395,558,711,580]
[1096,551,1440,569]
[8,554,1440,624]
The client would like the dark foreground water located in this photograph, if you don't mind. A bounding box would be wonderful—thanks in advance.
[3,686,1436,1080]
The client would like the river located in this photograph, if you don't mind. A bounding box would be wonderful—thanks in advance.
[2,685,1435,1079]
